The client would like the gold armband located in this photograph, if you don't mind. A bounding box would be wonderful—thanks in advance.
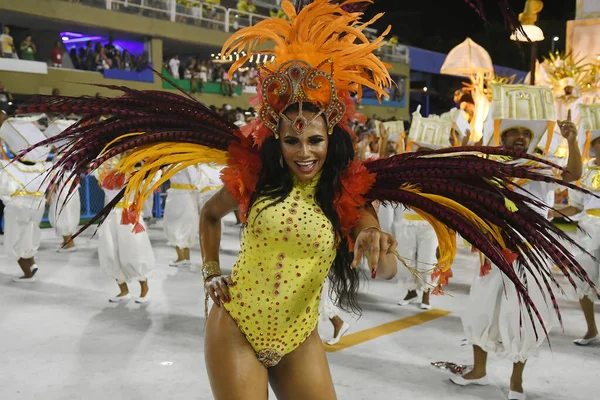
[202,261,222,281]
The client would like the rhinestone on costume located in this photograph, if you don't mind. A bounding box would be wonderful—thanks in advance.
[257,348,283,368]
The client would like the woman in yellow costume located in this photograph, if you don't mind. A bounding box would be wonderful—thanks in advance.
[13,1,599,398]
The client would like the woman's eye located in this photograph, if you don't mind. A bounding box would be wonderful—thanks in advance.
[284,139,299,145]
[309,137,324,144]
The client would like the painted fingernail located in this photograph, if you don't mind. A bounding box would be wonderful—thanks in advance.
[371,269,377,279]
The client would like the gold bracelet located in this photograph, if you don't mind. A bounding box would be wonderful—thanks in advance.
[202,261,222,281]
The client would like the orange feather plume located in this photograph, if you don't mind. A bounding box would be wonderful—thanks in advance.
[222,0,392,106]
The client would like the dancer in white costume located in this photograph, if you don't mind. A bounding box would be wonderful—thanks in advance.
[94,157,155,303]
[548,104,600,346]
[197,163,224,226]
[164,164,202,268]
[0,117,52,282]
[319,278,350,345]
[451,85,582,400]
[397,108,468,309]
[45,118,80,251]
[377,124,403,235]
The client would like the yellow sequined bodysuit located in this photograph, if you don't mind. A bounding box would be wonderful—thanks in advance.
[223,176,336,367]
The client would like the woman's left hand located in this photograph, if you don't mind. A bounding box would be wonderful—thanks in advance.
[351,227,398,277]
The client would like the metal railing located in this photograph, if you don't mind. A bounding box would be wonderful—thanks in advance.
[59,0,408,63]
[64,0,269,32]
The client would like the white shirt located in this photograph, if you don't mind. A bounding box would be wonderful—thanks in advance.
[569,160,600,214]
[0,160,52,204]
[168,58,180,79]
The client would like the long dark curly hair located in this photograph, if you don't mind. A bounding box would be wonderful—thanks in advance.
[248,103,362,313]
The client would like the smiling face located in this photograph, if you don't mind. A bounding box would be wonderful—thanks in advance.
[279,108,328,182]
[501,127,533,152]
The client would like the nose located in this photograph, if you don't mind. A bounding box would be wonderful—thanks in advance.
[297,142,310,158]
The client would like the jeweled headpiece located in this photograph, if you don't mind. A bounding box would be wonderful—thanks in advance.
[221,0,392,146]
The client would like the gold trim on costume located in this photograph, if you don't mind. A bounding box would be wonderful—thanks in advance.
[404,213,425,221]
[10,190,43,197]
[586,209,600,218]
[171,183,197,190]
[200,185,223,193]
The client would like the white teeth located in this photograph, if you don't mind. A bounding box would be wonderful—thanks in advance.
[297,161,315,166]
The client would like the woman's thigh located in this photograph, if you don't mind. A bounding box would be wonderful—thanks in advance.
[205,305,269,400]
[268,328,337,400]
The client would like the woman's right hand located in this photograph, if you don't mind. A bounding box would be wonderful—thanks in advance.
[204,275,234,306]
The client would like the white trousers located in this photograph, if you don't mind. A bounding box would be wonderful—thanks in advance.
[3,196,45,259]
[98,209,154,284]
[163,189,199,249]
[569,217,600,299]
[395,219,438,291]
[461,263,552,363]
[143,194,154,218]
[48,184,81,237]
[319,278,340,320]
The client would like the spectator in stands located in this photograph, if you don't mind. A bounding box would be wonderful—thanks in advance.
[104,37,120,70]
[51,40,64,68]
[69,48,81,69]
[269,7,288,20]
[192,60,206,93]
[77,47,86,69]
[387,34,399,54]
[0,81,14,115]
[219,66,234,96]
[204,0,222,29]
[184,58,196,80]
[94,42,109,71]
[122,50,133,71]
[199,60,208,86]
[0,26,15,59]
[19,33,36,61]
[135,51,149,72]
[168,54,180,79]
[84,41,94,70]
[237,0,256,13]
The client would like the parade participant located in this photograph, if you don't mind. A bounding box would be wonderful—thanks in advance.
[451,84,582,400]
[15,2,597,399]
[0,118,52,282]
[549,103,600,346]
[46,118,80,251]
[396,108,465,309]
[320,278,350,346]
[163,164,202,268]
[93,157,155,303]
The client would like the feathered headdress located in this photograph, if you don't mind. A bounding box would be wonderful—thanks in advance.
[221,0,392,146]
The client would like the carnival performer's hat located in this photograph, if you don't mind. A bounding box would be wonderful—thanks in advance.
[408,106,454,150]
[537,129,565,156]
[578,103,600,158]
[483,83,556,154]
[441,108,470,145]
[0,117,50,162]
[45,118,77,148]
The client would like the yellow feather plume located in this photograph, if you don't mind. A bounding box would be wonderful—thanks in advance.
[112,143,228,224]
[399,185,507,270]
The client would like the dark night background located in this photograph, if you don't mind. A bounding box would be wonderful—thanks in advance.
[366,0,575,70]
[360,0,576,116]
